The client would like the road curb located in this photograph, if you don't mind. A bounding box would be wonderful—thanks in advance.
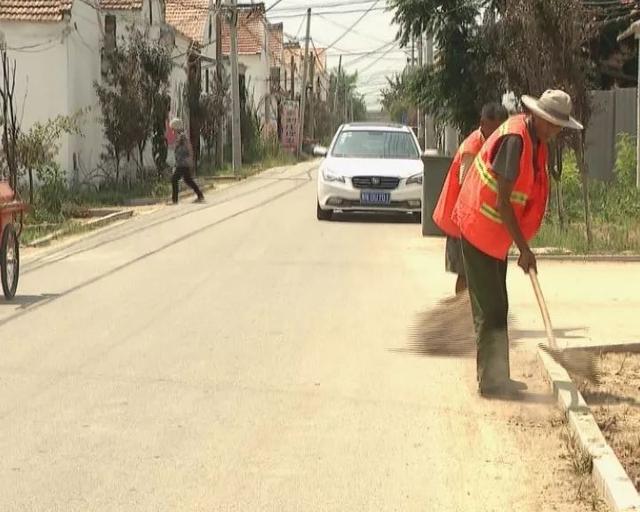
[537,347,640,512]
[26,209,134,248]
[124,180,220,207]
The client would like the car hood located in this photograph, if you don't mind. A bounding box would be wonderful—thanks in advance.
[322,157,424,178]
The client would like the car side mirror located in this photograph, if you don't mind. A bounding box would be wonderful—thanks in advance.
[313,146,328,157]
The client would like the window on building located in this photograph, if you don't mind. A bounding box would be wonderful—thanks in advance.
[149,0,153,25]
[208,17,213,43]
[205,70,210,93]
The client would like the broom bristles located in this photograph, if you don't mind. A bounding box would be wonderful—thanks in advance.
[408,291,476,356]
[539,344,601,385]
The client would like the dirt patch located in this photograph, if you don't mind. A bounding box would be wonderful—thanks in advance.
[582,352,640,492]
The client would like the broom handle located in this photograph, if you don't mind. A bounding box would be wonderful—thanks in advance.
[529,269,559,350]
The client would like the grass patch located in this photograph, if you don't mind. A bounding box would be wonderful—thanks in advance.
[71,179,171,206]
[536,134,640,254]
[198,151,300,178]
[533,220,640,254]
[21,219,87,245]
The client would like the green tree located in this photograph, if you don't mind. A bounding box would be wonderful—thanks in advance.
[381,72,412,124]
[327,68,368,128]
[490,0,595,244]
[201,72,230,161]
[388,0,505,134]
[17,113,82,205]
[95,25,172,184]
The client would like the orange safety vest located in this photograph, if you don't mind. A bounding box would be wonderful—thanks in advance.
[432,128,485,237]
[452,115,549,260]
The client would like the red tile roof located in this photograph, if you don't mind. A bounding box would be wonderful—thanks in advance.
[0,0,73,21]
[99,0,142,10]
[0,0,145,21]
[165,0,209,43]
[283,43,327,75]
[221,7,265,56]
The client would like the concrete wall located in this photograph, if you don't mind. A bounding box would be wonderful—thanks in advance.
[240,53,268,119]
[0,20,71,170]
[66,0,104,180]
[585,87,637,181]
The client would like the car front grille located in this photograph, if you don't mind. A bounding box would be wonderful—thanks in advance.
[351,176,400,190]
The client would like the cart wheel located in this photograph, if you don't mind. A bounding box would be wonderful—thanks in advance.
[1,224,19,300]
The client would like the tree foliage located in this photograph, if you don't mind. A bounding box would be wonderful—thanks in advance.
[18,113,82,204]
[381,72,412,124]
[201,72,230,159]
[0,48,20,190]
[95,25,172,184]
[388,0,505,134]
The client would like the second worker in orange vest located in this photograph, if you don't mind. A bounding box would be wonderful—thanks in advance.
[433,103,508,294]
[452,90,583,397]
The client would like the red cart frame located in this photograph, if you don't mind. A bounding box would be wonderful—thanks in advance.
[0,180,27,300]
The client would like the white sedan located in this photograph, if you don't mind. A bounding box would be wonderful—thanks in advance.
[315,123,424,221]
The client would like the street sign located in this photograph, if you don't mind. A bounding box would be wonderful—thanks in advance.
[281,100,299,154]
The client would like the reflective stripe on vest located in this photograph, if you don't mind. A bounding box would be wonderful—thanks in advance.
[452,114,549,260]
[432,129,485,238]
[474,156,529,206]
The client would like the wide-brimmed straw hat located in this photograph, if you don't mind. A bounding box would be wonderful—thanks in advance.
[521,89,583,130]
[170,117,184,132]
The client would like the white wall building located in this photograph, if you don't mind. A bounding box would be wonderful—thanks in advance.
[0,0,198,181]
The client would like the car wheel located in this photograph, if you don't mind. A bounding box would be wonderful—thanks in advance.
[317,201,333,221]
[412,212,422,223]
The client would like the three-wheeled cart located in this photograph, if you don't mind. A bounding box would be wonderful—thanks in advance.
[0,181,26,300]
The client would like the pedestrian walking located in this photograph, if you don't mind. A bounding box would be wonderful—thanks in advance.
[170,118,205,204]
[452,90,583,397]
[433,103,508,294]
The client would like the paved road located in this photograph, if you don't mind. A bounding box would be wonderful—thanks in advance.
[0,161,624,511]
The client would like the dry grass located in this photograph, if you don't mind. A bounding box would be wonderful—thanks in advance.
[582,352,640,492]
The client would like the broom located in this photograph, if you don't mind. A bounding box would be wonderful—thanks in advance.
[529,269,601,384]
[408,291,476,357]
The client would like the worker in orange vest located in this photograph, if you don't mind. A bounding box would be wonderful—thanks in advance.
[452,90,583,397]
[433,103,508,294]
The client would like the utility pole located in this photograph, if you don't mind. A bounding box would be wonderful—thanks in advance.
[411,34,415,69]
[229,0,242,172]
[309,53,315,141]
[417,33,423,147]
[264,18,271,127]
[332,55,342,131]
[290,54,295,100]
[637,35,640,188]
[215,0,224,169]
[297,8,311,157]
[425,32,436,150]
[343,79,348,124]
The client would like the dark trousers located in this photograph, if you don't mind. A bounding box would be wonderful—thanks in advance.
[461,238,510,389]
[172,167,203,203]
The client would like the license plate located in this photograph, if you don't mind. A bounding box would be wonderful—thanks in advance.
[360,191,391,205]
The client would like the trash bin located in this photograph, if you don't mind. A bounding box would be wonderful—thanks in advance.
[421,151,453,237]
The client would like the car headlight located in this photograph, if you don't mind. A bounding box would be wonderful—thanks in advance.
[322,168,345,183]
[406,173,423,186]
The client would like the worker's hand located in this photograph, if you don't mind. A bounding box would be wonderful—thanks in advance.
[518,247,537,274]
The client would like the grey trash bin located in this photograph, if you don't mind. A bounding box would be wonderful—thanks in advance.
[421,152,453,236]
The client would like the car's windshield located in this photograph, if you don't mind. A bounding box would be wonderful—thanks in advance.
[331,130,420,159]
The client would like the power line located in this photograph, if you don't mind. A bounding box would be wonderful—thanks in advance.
[341,40,397,66]
[324,0,381,51]
[315,12,390,46]
[269,0,378,12]
[265,0,286,12]
[270,6,387,19]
